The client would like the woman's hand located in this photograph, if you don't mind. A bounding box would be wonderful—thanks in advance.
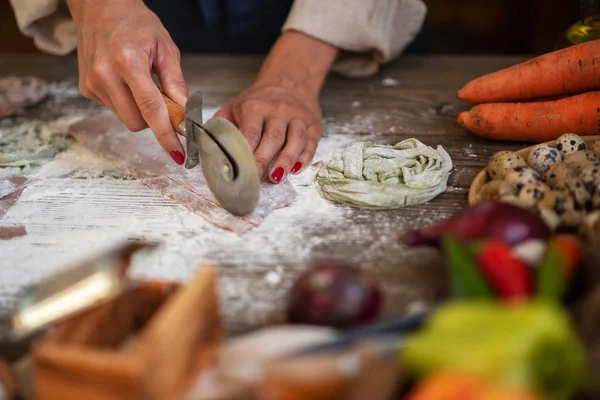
[216,77,322,183]
[66,0,188,165]
[216,31,338,183]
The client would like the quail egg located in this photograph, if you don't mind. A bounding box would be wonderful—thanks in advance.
[498,195,527,208]
[555,133,587,158]
[564,149,600,165]
[564,150,600,176]
[504,166,540,191]
[555,178,590,210]
[538,208,561,231]
[579,163,600,193]
[517,181,551,208]
[477,180,517,202]
[527,144,562,174]
[580,210,600,241]
[542,162,577,188]
[488,151,527,180]
[537,190,582,228]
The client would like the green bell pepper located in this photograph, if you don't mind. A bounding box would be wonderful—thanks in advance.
[536,245,568,302]
[401,301,586,400]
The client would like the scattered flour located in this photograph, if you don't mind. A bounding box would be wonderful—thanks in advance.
[0,116,367,332]
[0,85,449,335]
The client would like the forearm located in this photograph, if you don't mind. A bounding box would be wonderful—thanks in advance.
[255,30,338,98]
[66,0,141,23]
[281,0,427,78]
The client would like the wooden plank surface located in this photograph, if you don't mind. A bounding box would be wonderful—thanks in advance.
[0,54,531,342]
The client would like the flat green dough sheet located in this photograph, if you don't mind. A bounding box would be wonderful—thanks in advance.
[316,139,453,209]
[0,118,75,178]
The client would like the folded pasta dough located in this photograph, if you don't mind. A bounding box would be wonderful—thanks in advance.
[316,139,453,209]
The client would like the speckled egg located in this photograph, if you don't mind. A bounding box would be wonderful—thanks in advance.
[499,195,527,208]
[579,163,600,193]
[527,144,562,174]
[504,166,540,191]
[591,140,600,156]
[488,151,527,180]
[537,190,582,228]
[542,162,577,188]
[477,180,517,202]
[555,133,587,158]
[517,181,551,208]
[538,208,561,231]
[564,149,600,164]
[555,178,590,210]
[564,150,600,175]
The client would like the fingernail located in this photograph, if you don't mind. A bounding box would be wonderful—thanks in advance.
[170,150,185,165]
[271,167,284,183]
[292,162,303,174]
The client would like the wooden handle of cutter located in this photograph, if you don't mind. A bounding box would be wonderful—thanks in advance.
[161,92,185,133]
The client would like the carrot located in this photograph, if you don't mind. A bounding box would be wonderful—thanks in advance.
[456,91,600,142]
[405,372,541,400]
[457,39,600,105]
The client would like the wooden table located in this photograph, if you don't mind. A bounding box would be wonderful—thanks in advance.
[0,54,529,345]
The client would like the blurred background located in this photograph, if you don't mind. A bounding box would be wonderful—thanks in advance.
[0,0,580,55]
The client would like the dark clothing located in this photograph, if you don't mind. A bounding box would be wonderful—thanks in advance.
[144,0,294,54]
[143,0,428,55]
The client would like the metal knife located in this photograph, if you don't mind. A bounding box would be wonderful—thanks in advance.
[161,91,260,217]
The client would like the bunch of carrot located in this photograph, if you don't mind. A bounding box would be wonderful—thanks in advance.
[457,39,600,142]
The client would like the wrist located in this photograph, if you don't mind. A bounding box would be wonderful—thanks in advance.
[66,0,143,23]
[255,30,338,98]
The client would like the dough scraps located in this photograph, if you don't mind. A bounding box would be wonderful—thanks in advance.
[0,118,74,178]
[68,114,296,235]
[0,176,34,218]
[0,76,48,119]
[316,139,452,208]
[0,225,27,240]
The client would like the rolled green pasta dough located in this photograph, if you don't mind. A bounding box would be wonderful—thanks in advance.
[316,139,453,209]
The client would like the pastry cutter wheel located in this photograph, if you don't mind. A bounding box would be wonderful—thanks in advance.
[160,90,260,217]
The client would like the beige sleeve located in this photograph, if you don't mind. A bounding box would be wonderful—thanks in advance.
[9,0,77,56]
[282,0,427,78]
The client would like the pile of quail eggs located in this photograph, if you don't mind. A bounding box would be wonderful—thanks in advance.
[477,133,600,238]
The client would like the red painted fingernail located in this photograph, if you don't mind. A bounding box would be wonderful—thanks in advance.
[170,150,185,165]
[271,167,284,183]
[292,162,303,174]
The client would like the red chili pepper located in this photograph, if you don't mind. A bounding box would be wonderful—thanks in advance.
[476,239,532,300]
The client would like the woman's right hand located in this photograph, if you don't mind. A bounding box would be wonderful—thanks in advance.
[66,0,189,165]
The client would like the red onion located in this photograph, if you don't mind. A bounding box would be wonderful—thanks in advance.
[286,261,382,329]
[399,201,551,247]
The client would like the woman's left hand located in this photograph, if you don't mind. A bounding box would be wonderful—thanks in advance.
[215,78,322,183]
[215,30,338,184]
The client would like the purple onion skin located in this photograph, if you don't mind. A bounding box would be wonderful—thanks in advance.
[399,201,551,248]
[286,261,383,329]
